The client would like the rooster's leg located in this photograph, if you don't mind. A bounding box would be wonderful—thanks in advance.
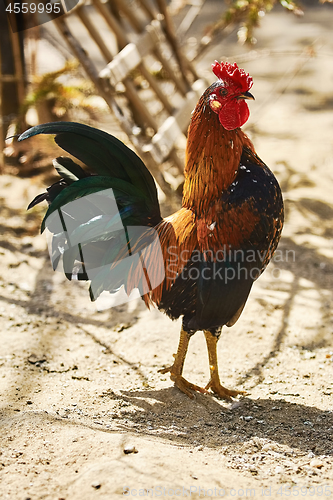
[159,328,208,399]
[204,330,247,401]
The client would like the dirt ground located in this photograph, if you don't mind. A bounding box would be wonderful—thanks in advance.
[1,3,333,499]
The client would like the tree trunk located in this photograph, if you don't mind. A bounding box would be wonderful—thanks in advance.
[0,9,26,167]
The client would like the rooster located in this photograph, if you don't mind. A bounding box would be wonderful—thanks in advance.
[19,61,284,400]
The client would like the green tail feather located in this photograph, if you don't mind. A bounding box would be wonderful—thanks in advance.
[40,176,148,232]
[20,121,163,301]
[19,121,159,209]
[52,157,87,183]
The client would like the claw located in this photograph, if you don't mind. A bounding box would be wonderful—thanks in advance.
[159,366,208,398]
[205,379,248,401]
[171,374,208,398]
[158,366,172,375]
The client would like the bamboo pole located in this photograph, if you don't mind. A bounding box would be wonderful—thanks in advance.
[92,0,127,48]
[0,14,26,166]
[53,16,125,125]
[136,0,157,19]
[139,64,173,114]
[154,0,198,84]
[147,22,188,96]
[0,39,3,170]
[75,4,114,62]
[91,0,159,129]
[113,0,144,32]
[9,31,26,106]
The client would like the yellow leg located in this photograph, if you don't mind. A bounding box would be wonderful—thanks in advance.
[159,328,208,399]
[204,330,247,401]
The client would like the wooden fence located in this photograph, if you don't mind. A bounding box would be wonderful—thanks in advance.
[48,0,208,195]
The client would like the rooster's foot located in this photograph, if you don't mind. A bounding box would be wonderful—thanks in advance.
[158,366,208,399]
[158,365,173,375]
[172,375,208,399]
[205,380,248,401]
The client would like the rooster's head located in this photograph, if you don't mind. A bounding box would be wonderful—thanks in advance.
[208,61,254,131]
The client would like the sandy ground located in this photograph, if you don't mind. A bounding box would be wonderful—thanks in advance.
[1,2,333,499]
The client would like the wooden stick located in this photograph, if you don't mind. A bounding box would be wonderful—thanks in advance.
[92,0,127,48]
[75,4,114,62]
[136,0,157,19]
[0,35,3,170]
[113,0,144,32]
[9,31,25,106]
[91,0,159,129]
[139,63,173,114]
[147,22,188,96]
[154,0,198,84]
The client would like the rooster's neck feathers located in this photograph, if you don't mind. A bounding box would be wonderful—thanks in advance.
[182,90,254,213]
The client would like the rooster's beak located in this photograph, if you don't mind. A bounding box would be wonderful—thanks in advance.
[238,91,255,101]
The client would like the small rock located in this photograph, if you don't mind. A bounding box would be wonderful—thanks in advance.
[27,354,47,365]
[244,416,253,422]
[275,465,283,474]
[310,458,324,469]
[115,323,131,332]
[303,351,316,359]
[191,474,198,480]
[262,443,277,452]
[303,465,318,475]
[91,481,101,489]
[124,445,138,454]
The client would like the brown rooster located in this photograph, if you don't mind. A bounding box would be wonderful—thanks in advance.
[19,61,284,400]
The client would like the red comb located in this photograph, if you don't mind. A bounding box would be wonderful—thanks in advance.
[212,61,253,92]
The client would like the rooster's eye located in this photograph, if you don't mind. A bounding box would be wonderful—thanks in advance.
[219,88,228,96]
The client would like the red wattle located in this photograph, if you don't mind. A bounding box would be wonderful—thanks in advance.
[219,100,250,131]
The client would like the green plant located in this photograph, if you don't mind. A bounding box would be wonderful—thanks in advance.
[21,60,100,125]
